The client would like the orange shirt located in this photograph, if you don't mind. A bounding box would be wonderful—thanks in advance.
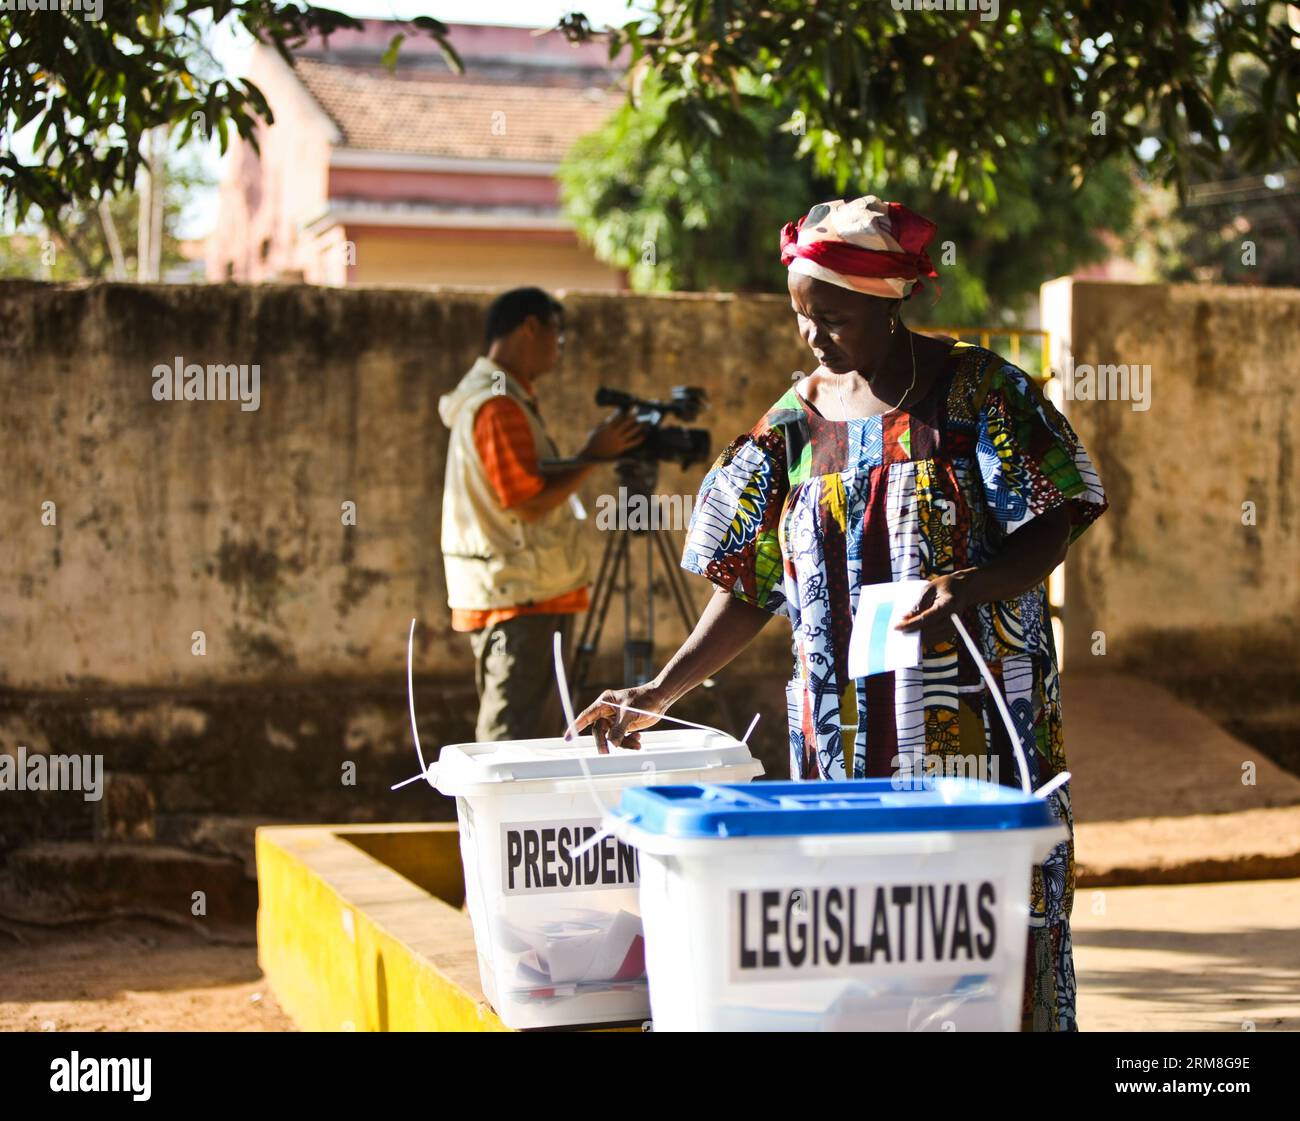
[451,383,590,632]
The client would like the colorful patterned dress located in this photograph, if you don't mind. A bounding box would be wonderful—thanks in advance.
[681,342,1107,1031]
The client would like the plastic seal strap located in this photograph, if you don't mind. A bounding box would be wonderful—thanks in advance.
[949,614,1070,801]
[554,632,623,861]
[390,618,436,792]
[555,631,762,862]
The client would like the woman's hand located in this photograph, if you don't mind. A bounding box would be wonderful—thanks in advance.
[895,508,1072,646]
[565,590,770,754]
[895,571,974,646]
[568,683,671,753]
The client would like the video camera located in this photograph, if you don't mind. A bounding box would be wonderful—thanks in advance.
[595,385,711,470]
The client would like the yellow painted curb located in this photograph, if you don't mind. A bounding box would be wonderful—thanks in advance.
[255,823,637,1032]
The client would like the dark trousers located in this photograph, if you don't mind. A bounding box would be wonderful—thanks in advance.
[467,613,575,742]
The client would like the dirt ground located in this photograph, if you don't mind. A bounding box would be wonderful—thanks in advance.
[1073,878,1300,1033]
[3,878,1297,1033]
[0,919,294,1032]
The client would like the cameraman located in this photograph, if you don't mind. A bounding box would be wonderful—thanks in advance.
[439,287,643,742]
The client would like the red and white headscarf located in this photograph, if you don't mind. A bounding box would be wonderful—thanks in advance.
[780,195,939,300]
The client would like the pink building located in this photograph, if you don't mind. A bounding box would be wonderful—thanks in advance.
[208,21,629,288]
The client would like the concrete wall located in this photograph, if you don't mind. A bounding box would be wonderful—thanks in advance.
[1042,279,1300,678]
[0,280,806,855]
[0,280,805,691]
[2,277,1295,860]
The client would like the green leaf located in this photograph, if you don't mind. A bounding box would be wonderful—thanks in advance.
[381,34,405,72]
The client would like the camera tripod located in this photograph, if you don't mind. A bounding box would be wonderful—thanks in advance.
[567,460,735,731]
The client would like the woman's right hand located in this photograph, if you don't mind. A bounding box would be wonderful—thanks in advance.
[568,683,671,753]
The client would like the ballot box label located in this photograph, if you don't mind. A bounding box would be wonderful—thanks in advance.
[501,819,640,895]
[729,878,1003,981]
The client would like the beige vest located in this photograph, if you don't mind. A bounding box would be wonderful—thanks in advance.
[439,356,589,611]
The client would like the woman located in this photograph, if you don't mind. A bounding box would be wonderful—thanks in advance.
[571,195,1107,1031]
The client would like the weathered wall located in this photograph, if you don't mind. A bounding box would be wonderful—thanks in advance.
[2,278,1295,864]
[0,280,807,856]
[1043,279,1300,679]
[0,280,806,690]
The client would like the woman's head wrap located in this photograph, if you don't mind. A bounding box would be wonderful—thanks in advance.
[780,196,939,300]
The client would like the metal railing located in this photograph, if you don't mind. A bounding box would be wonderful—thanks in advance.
[918,326,1053,381]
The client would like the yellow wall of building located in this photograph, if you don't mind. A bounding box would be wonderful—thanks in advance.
[349,231,624,290]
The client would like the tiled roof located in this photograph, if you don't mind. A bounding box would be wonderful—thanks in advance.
[296,19,626,75]
[294,58,621,162]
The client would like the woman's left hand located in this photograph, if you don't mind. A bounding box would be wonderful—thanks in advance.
[895,571,975,646]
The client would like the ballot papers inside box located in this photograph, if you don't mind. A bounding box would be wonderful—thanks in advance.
[608,779,1068,1032]
[432,730,762,1030]
[499,910,646,998]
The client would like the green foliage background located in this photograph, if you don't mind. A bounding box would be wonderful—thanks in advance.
[559,74,1139,325]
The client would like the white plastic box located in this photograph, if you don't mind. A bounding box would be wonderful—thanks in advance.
[432,729,763,1029]
[609,778,1068,1031]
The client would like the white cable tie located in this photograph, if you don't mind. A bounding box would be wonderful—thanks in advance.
[391,618,438,792]
[950,614,1033,797]
[569,827,614,862]
[1034,771,1071,801]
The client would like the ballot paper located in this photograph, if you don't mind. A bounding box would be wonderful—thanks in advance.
[846,579,930,678]
[497,909,646,994]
